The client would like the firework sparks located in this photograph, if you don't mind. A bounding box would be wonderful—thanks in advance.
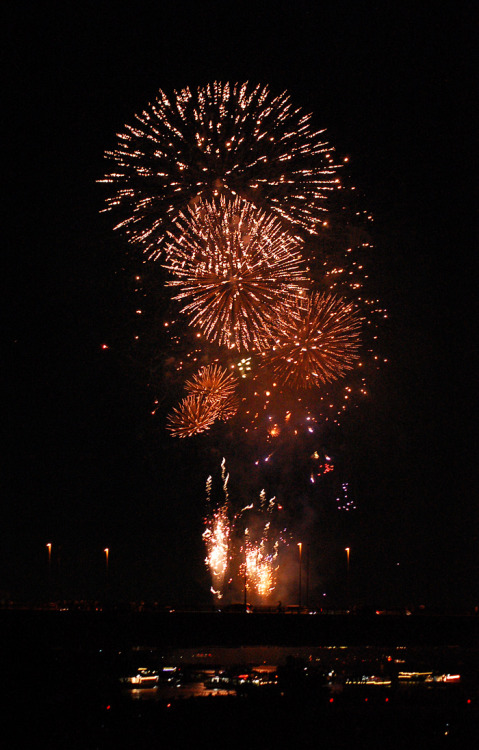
[203,464,285,600]
[164,197,309,351]
[267,292,362,389]
[241,491,281,598]
[203,462,232,599]
[166,394,218,437]
[100,82,340,257]
[186,363,240,422]
[185,363,237,400]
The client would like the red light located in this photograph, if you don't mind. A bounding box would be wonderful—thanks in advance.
[101,344,109,350]
[329,698,334,703]
[385,698,389,703]
[106,705,111,710]
[467,699,471,704]
[364,698,368,702]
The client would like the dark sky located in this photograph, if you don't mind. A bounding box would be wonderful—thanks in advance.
[4,1,477,608]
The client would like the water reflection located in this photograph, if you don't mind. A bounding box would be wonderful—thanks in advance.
[119,643,475,704]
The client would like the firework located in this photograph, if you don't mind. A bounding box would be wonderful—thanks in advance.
[164,196,309,351]
[203,462,231,598]
[185,363,237,400]
[241,491,281,598]
[267,292,362,389]
[166,394,219,437]
[100,82,340,257]
[203,503,231,598]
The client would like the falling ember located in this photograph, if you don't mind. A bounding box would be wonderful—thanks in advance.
[164,196,309,351]
[99,82,341,258]
[267,292,362,389]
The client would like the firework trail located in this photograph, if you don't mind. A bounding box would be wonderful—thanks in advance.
[100,82,340,257]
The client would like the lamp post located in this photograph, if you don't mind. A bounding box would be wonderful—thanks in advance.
[306,544,310,611]
[46,543,52,602]
[345,547,350,609]
[103,548,110,608]
[243,531,248,612]
[298,542,302,610]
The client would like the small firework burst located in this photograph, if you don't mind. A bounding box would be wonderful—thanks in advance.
[186,363,240,423]
[99,82,340,257]
[166,394,218,437]
[164,196,309,351]
[185,363,238,400]
[268,292,362,389]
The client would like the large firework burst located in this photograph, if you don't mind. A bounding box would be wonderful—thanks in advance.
[267,292,362,389]
[163,197,309,351]
[99,82,340,257]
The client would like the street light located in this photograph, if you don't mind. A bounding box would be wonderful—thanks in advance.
[298,542,302,610]
[104,548,109,576]
[345,547,350,609]
[243,531,248,612]
[46,543,52,601]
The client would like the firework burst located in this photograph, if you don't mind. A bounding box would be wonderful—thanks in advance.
[186,363,240,422]
[267,292,362,389]
[166,394,219,438]
[99,82,340,257]
[164,196,309,351]
[185,363,237,400]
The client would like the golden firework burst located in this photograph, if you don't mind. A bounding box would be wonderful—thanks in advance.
[166,394,219,437]
[164,196,309,351]
[99,82,340,257]
[268,292,362,389]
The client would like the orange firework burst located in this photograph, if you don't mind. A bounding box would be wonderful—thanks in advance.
[164,197,309,351]
[186,363,240,422]
[268,292,362,389]
[166,394,219,437]
[185,363,238,400]
[99,82,340,257]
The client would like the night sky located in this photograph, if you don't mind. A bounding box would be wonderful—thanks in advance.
[4,2,476,609]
